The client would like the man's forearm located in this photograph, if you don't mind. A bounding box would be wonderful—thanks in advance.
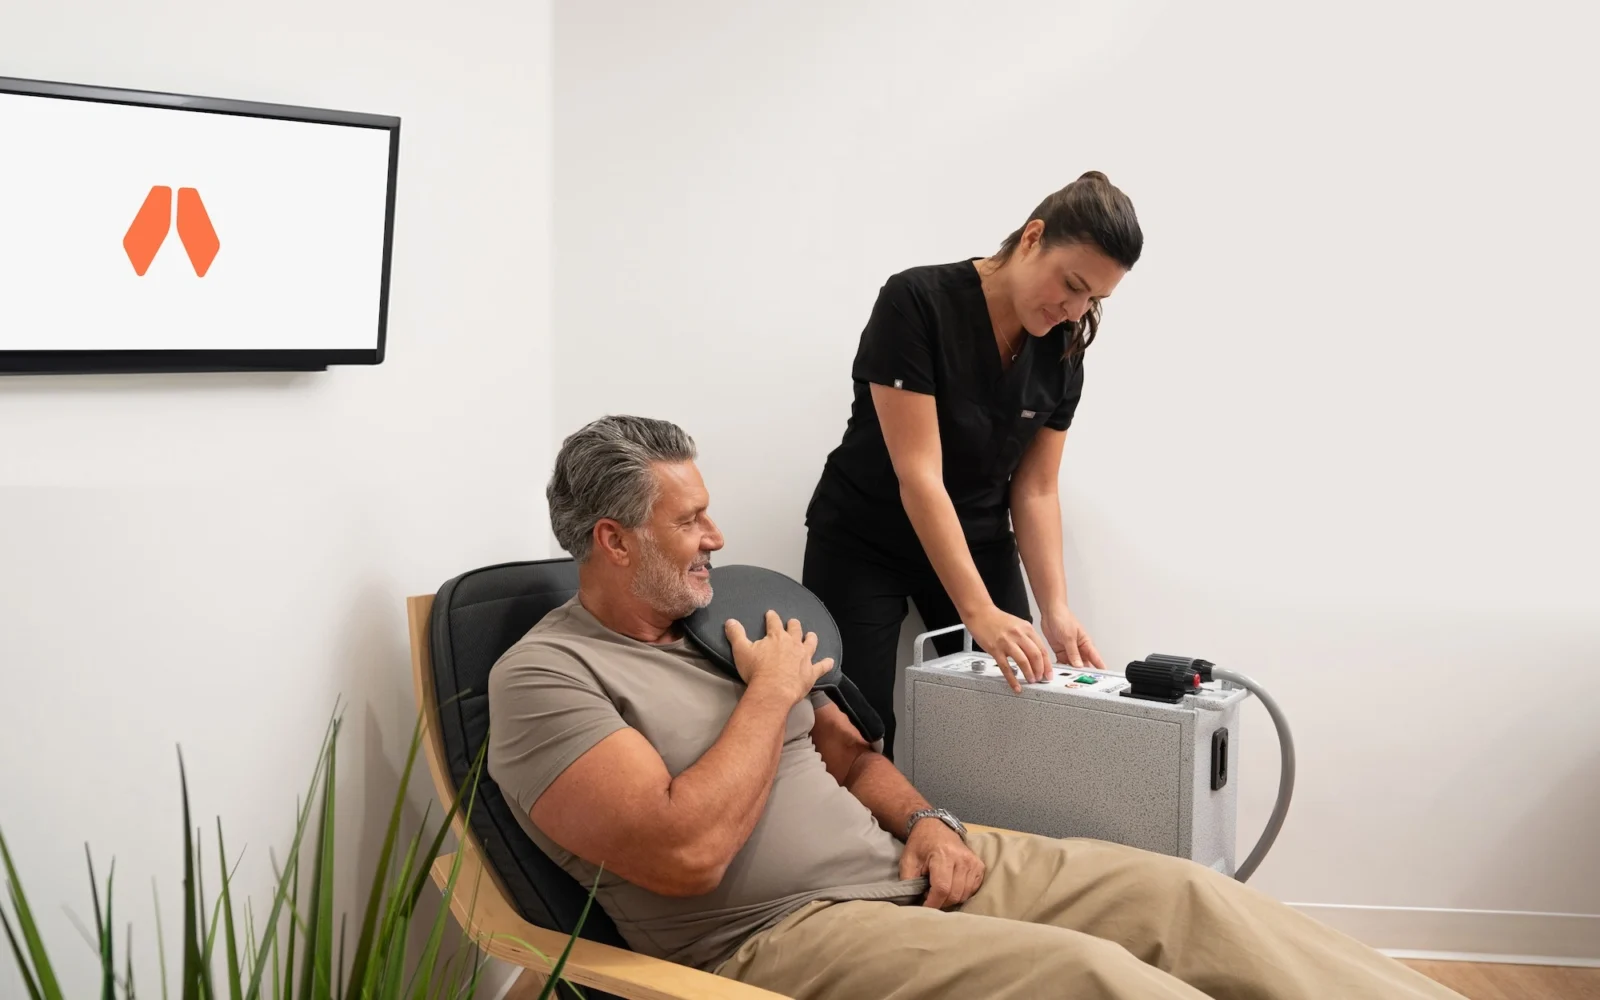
[1011,487,1067,610]
[663,683,793,873]
[844,749,932,840]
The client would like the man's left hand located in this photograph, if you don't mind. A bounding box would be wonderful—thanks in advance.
[899,820,986,909]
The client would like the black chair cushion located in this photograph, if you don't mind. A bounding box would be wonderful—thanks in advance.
[429,558,632,961]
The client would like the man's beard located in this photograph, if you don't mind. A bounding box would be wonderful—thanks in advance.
[631,535,713,621]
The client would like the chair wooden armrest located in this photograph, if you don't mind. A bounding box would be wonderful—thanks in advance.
[429,837,787,1000]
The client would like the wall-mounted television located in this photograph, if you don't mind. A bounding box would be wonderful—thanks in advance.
[0,76,399,375]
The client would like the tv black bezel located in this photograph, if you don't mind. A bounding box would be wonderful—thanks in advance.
[0,75,400,375]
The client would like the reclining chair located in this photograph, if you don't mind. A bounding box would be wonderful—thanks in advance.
[406,558,1006,999]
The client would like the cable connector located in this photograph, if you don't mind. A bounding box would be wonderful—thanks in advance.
[1143,653,1215,683]
[1122,658,1204,703]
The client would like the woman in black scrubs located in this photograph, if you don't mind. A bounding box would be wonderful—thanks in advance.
[803,171,1142,757]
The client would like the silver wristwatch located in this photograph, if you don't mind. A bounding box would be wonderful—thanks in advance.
[905,807,967,843]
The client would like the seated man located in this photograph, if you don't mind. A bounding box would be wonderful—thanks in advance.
[488,414,1462,1000]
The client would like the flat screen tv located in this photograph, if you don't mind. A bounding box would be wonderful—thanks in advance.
[0,76,399,375]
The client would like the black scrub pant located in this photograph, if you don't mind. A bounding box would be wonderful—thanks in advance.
[801,529,1031,759]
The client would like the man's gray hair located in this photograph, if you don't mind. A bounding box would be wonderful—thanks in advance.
[548,415,698,562]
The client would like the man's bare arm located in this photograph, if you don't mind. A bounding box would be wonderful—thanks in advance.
[530,684,795,896]
[810,702,930,839]
[530,612,833,897]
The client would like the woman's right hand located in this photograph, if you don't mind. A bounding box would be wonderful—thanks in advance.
[964,605,1051,692]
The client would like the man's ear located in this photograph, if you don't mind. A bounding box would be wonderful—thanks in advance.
[592,518,633,567]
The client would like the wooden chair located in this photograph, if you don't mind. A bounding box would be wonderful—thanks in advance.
[407,559,1005,1000]
[408,559,788,999]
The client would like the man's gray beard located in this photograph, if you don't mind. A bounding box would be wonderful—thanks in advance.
[631,536,712,620]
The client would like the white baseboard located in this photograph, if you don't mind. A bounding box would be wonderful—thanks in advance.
[481,958,526,1000]
[1292,903,1600,967]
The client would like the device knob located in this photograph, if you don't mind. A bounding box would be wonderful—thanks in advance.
[1124,659,1202,703]
[1143,653,1215,682]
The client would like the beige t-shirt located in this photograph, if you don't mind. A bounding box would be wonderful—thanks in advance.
[485,597,923,972]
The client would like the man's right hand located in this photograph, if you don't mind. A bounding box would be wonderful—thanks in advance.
[725,610,834,704]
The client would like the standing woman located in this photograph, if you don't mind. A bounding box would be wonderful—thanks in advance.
[802,171,1142,757]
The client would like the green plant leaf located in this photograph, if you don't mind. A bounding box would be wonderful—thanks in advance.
[105,861,117,1000]
[345,712,425,996]
[126,923,137,1000]
[153,880,170,1000]
[360,810,425,1000]
[334,915,346,1000]
[402,847,465,1000]
[178,752,204,1000]
[244,711,339,1000]
[432,935,463,1000]
[242,899,257,990]
[0,825,65,1000]
[379,905,406,1000]
[0,899,46,1000]
[269,908,280,1000]
[536,867,599,1000]
[454,947,485,1000]
[217,821,243,1000]
[298,722,338,1000]
[94,852,116,1000]
[438,858,490,1000]
[196,829,217,1000]
[404,739,486,914]
[282,851,299,1000]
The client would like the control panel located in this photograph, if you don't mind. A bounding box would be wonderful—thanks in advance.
[927,652,1132,696]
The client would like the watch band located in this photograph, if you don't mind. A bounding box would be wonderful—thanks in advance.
[905,807,967,843]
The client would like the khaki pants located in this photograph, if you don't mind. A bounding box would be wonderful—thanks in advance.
[716,830,1465,999]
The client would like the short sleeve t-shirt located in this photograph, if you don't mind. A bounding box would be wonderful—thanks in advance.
[806,259,1085,560]
[485,598,924,973]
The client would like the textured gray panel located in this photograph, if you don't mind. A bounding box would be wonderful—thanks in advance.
[909,679,1184,856]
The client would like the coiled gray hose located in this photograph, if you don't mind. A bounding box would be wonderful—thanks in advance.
[1212,666,1295,882]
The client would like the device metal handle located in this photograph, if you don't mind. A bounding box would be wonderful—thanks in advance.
[912,624,972,669]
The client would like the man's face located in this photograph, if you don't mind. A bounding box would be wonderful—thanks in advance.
[630,461,724,619]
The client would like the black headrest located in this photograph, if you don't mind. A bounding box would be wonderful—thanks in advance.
[682,565,843,682]
[428,558,632,965]
[682,564,883,744]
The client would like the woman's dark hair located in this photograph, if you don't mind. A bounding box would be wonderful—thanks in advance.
[994,171,1142,359]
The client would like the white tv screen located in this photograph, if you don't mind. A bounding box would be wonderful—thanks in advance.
[0,77,399,374]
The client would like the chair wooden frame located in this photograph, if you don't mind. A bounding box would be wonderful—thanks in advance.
[407,592,1008,999]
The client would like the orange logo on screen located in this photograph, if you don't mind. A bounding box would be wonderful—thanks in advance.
[122,186,221,277]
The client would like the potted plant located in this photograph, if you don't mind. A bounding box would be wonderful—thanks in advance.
[1,706,596,1000]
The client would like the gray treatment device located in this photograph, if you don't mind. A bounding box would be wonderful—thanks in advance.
[901,625,1295,881]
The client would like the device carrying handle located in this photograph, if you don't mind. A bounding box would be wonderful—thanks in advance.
[912,624,972,669]
[1210,666,1295,883]
[1139,653,1295,882]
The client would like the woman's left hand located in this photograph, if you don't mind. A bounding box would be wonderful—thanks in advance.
[1040,605,1106,671]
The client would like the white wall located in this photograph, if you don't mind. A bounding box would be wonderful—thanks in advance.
[0,1,552,996]
[553,0,1600,959]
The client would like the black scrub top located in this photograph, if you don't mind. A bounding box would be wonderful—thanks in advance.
[806,259,1084,563]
